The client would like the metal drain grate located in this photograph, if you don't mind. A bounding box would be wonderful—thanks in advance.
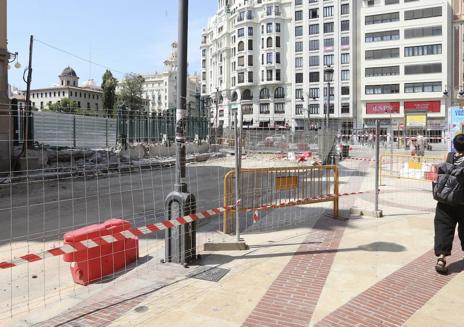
[189,267,230,282]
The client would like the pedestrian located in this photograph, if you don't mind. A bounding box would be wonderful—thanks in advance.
[433,133,464,274]
[417,133,425,157]
[408,137,417,157]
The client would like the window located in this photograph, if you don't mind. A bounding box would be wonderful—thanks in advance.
[238,11,245,22]
[274,103,285,114]
[275,87,285,98]
[405,26,442,39]
[365,12,399,25]
[323,6,333,17]
[365,30,399,42]
[242,104,253,114]
[405,7,442,20]
[295,41,303,52]
[365,84,400,94]
[385,0,399,4]
[267,69,273,81]
[248,27,253,36]
[309,104,319,115]
[341,103,350,114]
[404,82,442,93]
[309,87,319,98]
[341,4,349,15]
[238,72,245,83]
[295,57,303,68]
[276,69,281,81]
[309,71,320,82]
[266,53,273,64]
[324,22,334,33]
[267,37,273,48]
[295,26,303,36]
[276,36,280,47]
[404,44,442,57]
[365,48,400,60]
[295,0,303,5]
[324,54,334,65]
[341,86,350,95]
[242,89,253,100]
[238,56,245,66]
[309,55,319,66]
[267,23,273,33]
[340,53,350,64]
[341,36,349,47]
[295,104,303,115]
[276,52,281,64]
[238,28,245,37]
[341,70,350,81]
[404,63,442,75]
[309,39,319,51]
[260,88,270,99]
[295,88,303,100]
[365,66,400,77]
[324,38,334,48]
[309,8,319,19]
[266,5,273,16]
[296,73,303,83]
[260,103,270,114]
[238,41,245,51]
[340,20,349,32]
[309,24,319,35]
[295,10,303,21]
[248,39,253,50]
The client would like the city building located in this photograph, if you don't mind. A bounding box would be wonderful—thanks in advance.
[453,0,464,105]
[201,0,293,129]
[294,0,358,134]
[141,42,200,114]
[30,67,103,112]
[359,0,453,142]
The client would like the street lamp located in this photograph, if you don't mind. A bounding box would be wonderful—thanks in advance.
[7,51,21,70]
[324,65,334,129]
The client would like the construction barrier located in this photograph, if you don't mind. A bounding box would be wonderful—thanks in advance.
[380,154,443,184]
[223,165,339,234]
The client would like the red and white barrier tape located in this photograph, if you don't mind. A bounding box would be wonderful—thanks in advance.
[0,191,374,270]
[345,157,375,162]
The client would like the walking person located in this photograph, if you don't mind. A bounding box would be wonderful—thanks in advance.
[417,133,425,157]
[433,133,464,274]
[408,137,417,157]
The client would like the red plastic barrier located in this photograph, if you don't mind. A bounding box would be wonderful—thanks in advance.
[63,219,139,285]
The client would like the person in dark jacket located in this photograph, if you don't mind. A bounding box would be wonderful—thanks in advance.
[434,133,464,274]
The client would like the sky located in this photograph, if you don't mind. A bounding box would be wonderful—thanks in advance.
[7,0,217,90]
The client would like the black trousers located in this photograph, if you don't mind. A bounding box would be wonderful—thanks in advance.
[434,202,464,256]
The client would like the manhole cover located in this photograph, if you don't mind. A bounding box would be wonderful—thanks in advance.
[190,267,230,282]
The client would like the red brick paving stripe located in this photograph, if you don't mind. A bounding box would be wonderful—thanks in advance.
[242,217,347,327]
[315,239,463,327]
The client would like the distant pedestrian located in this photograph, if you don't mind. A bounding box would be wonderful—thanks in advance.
[417,134,425,157]
[433,133,464,275]
[408,137,417,157]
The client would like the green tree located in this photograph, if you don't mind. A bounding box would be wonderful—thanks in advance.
[117,73,146,114]
[101,70,118,117]
[48,98,77,113]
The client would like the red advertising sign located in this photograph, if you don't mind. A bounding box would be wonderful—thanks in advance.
[366,102,400,114]
[404,101,441,113]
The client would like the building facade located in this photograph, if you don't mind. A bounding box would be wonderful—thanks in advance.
[453,0,464,105]
[138,43,200,114]
[359,0,453,141]
[30,67,103,113]
[201,0,293,129]
[294,0,358,133]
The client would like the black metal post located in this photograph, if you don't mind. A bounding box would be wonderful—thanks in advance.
[165,0,197,266]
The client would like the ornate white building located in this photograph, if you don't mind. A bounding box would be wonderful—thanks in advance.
[141,42,200,114]
[30,67,103,112]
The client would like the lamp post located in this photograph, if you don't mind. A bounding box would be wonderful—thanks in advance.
[324,65,334,130]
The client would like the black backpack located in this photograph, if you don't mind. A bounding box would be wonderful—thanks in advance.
[433,152,464,206]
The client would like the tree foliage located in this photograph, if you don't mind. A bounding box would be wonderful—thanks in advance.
[47,98,77,113]
[101,70,118,117]
[117,73,146,113]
